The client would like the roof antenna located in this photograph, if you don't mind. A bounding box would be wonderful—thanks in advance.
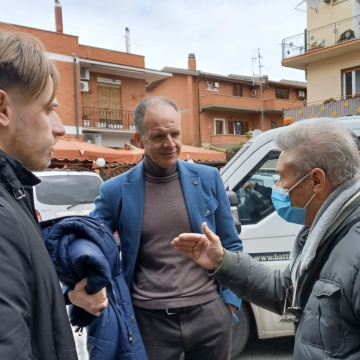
[125,27,130,53]
[252,49,265,131]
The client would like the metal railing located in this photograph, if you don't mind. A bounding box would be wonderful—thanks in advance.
[282,14,360,59]
[82,107,135,130]
[283,96,360,121]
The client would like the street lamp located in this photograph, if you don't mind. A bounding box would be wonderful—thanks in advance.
[96,158,106,180]
[96,158,106,168]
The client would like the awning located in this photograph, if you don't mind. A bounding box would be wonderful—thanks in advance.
[53,138,143,163]
[178,145,226,161]
[53,138,226,164]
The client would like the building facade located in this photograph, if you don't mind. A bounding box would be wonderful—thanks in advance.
[0,18,170,148]
[282,0,360,121]
[147,54,306,148]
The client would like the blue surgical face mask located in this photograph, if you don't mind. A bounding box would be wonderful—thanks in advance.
[271,172,316,225]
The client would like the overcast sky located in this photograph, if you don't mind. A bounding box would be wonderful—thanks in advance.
[0,0,307,81]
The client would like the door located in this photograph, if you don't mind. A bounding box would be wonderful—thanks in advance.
[98,84,121,123]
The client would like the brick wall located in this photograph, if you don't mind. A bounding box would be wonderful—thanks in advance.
[0,23,147,129]
[54,60,81,127]
[0,23,145,68]
[81,71,145,112]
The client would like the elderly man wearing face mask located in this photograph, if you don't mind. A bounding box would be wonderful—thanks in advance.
[172,118,360,360]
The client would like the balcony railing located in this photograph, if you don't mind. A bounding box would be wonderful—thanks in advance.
[283,96,360,121]
[82,108,135,130]
[200,93,304,111]
[282,14,360,60]
[82,107,135,130]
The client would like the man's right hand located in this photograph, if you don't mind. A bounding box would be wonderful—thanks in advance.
[171,222,224,270]
[68,278,108,316]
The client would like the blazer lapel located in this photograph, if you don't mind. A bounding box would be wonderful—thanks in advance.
[178,160,204,234]
[121,162,144,276]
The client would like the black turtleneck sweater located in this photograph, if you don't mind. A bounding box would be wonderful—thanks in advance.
[131,156,219,309]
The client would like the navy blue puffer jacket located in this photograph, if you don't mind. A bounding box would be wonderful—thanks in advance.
[42,216,148,360]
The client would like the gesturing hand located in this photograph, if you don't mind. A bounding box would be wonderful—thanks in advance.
[171,222,224,270]
[68,278,108,316]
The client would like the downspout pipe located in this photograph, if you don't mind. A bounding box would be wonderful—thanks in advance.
[197,77,202,146]
[73,55,79,139]
[197,73,208,146]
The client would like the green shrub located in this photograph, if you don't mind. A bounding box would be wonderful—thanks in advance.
[226,142,245,161]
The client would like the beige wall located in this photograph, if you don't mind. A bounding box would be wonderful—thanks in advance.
[307,0,356,31]
[307,0,358,51]
[307,48,360,102]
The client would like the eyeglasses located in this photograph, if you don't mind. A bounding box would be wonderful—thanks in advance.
[280,285,303,323]
[280,266,303,324]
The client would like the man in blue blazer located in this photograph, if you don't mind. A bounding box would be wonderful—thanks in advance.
[90,96,242,360]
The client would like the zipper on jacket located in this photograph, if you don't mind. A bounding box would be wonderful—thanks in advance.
[110,286,134,345]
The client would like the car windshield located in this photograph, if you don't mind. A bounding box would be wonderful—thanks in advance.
[35,175,102,206]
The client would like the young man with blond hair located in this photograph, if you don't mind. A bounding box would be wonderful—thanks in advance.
[0,30,106,359]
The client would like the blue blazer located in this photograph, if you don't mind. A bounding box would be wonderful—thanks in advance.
[90,159,242,309]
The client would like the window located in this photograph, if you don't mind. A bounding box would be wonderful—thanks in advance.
[233,85,243,97]
[233,121,243,135]
[35,175,102,205]
[271,121,277,129]
[232,121,249,135]
[214,119,225,135]
[343,68,360,96]
[234,151,280,225]
[275,88,289,100]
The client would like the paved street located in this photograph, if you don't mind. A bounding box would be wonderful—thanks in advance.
[235,336,294,360]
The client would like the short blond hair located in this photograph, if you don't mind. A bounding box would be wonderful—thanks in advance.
[0,30,59,107]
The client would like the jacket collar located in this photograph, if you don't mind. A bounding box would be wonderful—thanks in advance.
[0,149,40,196]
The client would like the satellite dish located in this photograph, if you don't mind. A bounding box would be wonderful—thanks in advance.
[307,0,318,10]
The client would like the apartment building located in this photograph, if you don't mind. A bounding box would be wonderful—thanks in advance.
[283,0,360,120]
[147,54,306,148]
[0,3,171,148]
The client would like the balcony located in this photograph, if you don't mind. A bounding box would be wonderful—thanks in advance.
[282,15,360,70]
[283,96,360,122]
[82,108,135,131]
[200,94,303,113]
[211,134,250,148]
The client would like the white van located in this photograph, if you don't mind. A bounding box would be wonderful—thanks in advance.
[225,116,360,357]
[33,170,103,221]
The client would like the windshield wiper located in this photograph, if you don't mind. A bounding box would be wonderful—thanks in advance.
[67,200,94,210]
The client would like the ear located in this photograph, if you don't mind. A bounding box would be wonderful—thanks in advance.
[0,90,11,128]
[132,132,144,149]
[310,168,327,193]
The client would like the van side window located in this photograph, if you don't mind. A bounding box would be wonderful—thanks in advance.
[234,150,280,225]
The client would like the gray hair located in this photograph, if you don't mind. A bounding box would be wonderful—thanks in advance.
[275,118,360,185]
[133,96,180,134]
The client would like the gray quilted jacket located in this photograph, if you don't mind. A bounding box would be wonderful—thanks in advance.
[211,204,360,359]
